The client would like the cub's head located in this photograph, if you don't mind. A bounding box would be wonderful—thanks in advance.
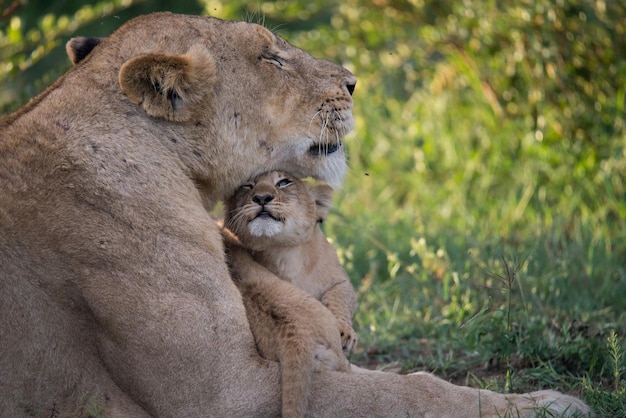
[225,171,333,250]
[67,13,356,193]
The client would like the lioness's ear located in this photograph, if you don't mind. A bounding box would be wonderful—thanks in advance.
[313,184,334,223]
[66,37,102,65]
[118,44,216,122]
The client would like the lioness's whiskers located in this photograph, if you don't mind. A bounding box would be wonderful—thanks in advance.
[319,114,330,155]
[308,110,322,130]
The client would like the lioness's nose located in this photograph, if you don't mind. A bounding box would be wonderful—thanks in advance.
[345,74,357,96]
[346,80,356,96]
[253,194,274,206]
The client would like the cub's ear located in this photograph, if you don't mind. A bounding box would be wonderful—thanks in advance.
[313,184,334,223]
[118,44,216,122]
[66,37,102,65]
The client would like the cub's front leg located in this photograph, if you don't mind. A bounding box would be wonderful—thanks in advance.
[320,281,358,354]
[226,244,349,418]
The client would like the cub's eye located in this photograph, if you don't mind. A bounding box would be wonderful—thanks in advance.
[239,183,254,191]
[276,178,292,188]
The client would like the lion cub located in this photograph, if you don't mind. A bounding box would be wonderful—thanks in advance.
[222,171,357,418]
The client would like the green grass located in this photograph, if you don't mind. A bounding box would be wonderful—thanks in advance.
[327,208,625,414]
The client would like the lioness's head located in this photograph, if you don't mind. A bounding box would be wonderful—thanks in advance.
[66,13,355,198]
[225,171,333,250]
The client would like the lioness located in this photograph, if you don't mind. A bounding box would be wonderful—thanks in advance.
[222,171,355,418]
[0,12,590,418]
[225,171,357,353]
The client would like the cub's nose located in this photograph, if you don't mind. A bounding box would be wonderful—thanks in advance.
[253,194,274,206]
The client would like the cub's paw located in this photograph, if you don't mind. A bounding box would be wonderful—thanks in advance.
[338,322,357,354]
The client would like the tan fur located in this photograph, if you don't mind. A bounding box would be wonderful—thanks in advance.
[222,172,356,418]
[0,12,590,418]
[225,171,358,353]
[224,233,350,418]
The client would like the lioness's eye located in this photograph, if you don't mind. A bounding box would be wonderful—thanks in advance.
[276,178,292,188]
[270,55,284,67]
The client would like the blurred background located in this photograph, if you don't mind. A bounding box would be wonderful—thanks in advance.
[2,1,625,413]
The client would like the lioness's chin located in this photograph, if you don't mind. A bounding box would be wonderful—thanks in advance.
[311,154,347,189]
[288,148,347,189]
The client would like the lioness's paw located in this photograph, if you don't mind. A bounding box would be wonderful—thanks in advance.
[526,390,592,417]
[339,323,357,354]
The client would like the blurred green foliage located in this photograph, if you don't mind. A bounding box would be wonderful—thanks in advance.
[2,0,625,410]
[0,0,204,110]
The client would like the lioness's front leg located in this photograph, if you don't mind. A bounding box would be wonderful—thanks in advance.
[308,369,591,418]
[81,224,283,417]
